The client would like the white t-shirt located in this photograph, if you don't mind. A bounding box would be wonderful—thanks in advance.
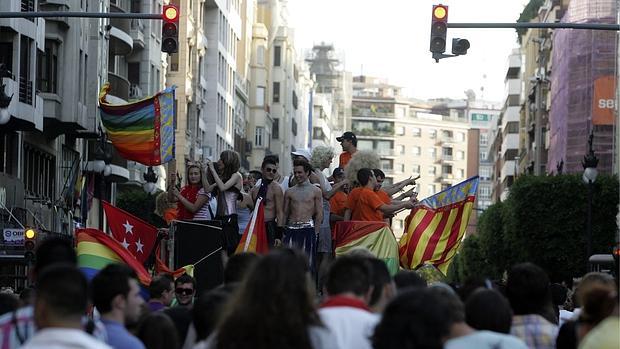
[318,306,379,349]
[445,330,528,349]
[20,328,112,349]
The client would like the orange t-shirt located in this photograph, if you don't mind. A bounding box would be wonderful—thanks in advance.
[346,187,385,222]
[339,151,352,168]
[375,190,391,204]
[330,191,348,216]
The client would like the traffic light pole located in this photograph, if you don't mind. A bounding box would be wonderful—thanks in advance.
[0,12,162,19]
[447,22,620,31]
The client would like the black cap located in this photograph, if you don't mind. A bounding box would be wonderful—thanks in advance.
[332,167,345,177]
[336,131,357,142]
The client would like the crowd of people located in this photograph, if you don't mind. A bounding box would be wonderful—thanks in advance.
[0,131,617,349]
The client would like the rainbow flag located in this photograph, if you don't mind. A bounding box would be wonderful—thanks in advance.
[76,228,151,285]
[98,84,175,166]
[399,176,479,274]
[333,221,400,275]
[236,197,269,254]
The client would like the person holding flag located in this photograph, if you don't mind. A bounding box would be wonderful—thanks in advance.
[249,156,285,248]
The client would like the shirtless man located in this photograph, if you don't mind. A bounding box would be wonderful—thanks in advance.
[251,157,285,247]
[283,159,323,273]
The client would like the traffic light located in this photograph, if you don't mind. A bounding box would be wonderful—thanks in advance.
[430,4,448,54]
[452,38,470,55]
[161,5,179,54]
[24,228,37,262]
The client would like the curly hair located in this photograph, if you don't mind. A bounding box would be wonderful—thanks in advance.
[310,146,335,169]
[344,150,381,187]
[219,150,241,182]
[154,191,175,217]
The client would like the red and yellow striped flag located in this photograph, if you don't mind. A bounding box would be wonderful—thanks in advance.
[399,176,479,274]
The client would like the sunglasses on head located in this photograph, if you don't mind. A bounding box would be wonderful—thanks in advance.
[175,287,194,295]
[264,168,277,173]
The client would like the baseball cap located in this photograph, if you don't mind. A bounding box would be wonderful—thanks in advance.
[332,167,345,177]
[291,148,312,161]
[336,131,357,142]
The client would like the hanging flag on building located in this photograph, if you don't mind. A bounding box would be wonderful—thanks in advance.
[236,197,269,254]
[98,84,175,166]
[399,176,479,274]
[333,221,400,276]
[102,201,158,263]
[76,228,151,285]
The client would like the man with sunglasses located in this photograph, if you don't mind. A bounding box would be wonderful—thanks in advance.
[251,157,285,248]
[173,274,196,307]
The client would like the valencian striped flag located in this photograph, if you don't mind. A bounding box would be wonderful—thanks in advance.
[236,197,269,254]
[399,176,479,274]
[76,228,152,285]
[334,221,400,275]
[98,84,175,166]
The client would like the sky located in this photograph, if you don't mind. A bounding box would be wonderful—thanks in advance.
[288,0,529,103]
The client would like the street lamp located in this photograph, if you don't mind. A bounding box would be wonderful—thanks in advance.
[143,166,158,194]
[582,131,598,270]
[0,63,14,125]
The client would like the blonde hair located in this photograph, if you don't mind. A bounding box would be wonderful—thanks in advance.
[344,150,381,187]
[155,191,175,217]
[310,146,335,169]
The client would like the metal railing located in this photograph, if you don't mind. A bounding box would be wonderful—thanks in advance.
[19,77,33,105]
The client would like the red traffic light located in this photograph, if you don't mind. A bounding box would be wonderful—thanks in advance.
[430,4,449,54]
[163,5,179,22]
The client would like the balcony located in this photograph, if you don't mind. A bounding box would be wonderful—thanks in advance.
[129,84,144,100]
[129,19,145,49]
[18,77,33,105]
[353,127,395,137]
[351,107,394,118]
[109,25,133,56]
[1,78,43,131]
[376,148,395,157]
[108,72,130,101]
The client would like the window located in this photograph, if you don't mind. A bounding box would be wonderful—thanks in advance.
[412,164,420,174]
[442,147,453,158]
[442,183,451,190]
[272,82,280,103]
[480,167,491,180]
[274,45,281,66]
[255,127,264,147]
[37,39,58,93]
[456,151,465,160]
[458,169,465,178]
[412,127,421,137]
[429,129,437,139]
[292,118,297,136]
[480,133,489,146]
[427,184,436,195]
[398,163,405,173]
[358,140,373,150]
[442,164,453,175]
[442,130,453,140]
[428,166,436,175]
[479,185,491,197]
[397,145,405,155]
[396,126,405,136]
[256,86,265,106]
[0,131,19,176]
[376,141,393,155]
[412,146,421,155]
[455,132,465,142]
[428,147,436,159]
[313,127,324,140]
[170,53,179,71]
[480,150,488,161]
[257,46,265,65]
[19,35,33,105]
[380,159,393,171]
[272,118,279,139]
[23,143,55,200]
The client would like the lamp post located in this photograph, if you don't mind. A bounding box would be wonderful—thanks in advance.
[143,166,158,194]
[582,131,598,270]
[0,63,14,125]
[94,133,112,230]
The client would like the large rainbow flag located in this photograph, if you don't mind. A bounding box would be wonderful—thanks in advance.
[333,221,400,275]
[98,84,175,166]
[399,176,479,274]
[236,197,269,254]
[76,228,151,285]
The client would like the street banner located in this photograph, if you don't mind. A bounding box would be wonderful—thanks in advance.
[399,176,479,274]
[98,84,175,166]
[333,221,400,275]
[102,201,158,263]
[76,228,151,285]
[235,197,269,254]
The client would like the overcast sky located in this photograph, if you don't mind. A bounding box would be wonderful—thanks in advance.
[288,0,529,103]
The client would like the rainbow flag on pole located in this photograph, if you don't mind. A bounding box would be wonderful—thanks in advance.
[76,228,151,285]
[399,176,479,274]
[333,221,400,275]
[98,84,175,166]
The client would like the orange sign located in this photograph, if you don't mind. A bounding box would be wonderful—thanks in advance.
[592,75,616,125]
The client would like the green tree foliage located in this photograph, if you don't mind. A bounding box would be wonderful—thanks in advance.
[116,185,165,227]
[516,0,545,43]
[453,174,618,284]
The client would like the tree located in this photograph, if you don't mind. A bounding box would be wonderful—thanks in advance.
[116,185,165,227]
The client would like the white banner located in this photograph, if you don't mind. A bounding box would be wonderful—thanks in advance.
[3,229,25,245]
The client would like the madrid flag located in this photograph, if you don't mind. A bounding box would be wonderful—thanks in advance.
[102,201,158,263]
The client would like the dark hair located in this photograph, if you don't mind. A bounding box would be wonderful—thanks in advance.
[215,248,320,349]
[394,270,427,290]
[357,168,373,186]
[367,258,392,307]
[325,256,372,297]
[249,170,263,181]
[137,312,180,349]
[34,237,76,274]
[0,293,19,317]
[175,274,196,289]
[261,157,278,169]
[372,288,455,349]
[36,264,88,319]
[193,288,232,341]
[465,289,513,333]
[92,264,138,314]
[372,169,385,179]
[578,282,617,326]
[219,150,241,183]
[224,253,259,284]
[506,262,551,315]
[264,154,279,164]
[292,159,312,174]
[149,274,174,299]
